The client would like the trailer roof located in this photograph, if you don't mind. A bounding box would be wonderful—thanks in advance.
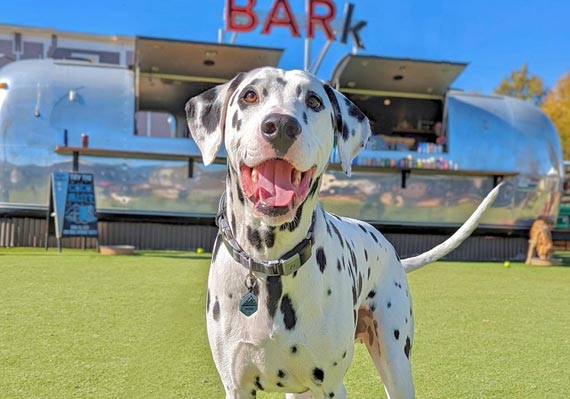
[331,55,467,97]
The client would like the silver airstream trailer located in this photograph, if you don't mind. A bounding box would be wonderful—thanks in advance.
[321,55,563,235]
[0,44,563,259]
[0,38,281,219]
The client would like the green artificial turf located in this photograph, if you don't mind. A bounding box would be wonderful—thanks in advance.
[1,248,569,398]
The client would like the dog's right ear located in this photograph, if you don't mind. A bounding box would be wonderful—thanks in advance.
[185,73,245,165]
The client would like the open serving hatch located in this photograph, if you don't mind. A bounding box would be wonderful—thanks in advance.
[135,37,283,114]
[331,55,467,153]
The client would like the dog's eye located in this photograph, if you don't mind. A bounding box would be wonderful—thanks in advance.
[307,95,322,110]
[243,90,258,104]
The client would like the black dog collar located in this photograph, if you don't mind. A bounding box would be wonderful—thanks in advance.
[216,193,315,276]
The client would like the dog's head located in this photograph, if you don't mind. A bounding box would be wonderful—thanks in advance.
[186,67,371,224]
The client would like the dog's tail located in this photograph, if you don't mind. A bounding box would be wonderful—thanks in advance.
[401,183,503,273]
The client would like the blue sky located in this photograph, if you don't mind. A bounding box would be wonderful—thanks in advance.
[3,0,569,94]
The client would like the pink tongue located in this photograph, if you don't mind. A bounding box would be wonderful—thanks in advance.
[256,160,296,207]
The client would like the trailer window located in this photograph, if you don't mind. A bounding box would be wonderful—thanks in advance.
[351,95,445,153]
[135,111,177,138]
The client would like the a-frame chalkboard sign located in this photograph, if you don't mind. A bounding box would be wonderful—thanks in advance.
[46,172,98,251]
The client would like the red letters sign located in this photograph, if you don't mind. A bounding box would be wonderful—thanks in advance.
[225,0,366,48]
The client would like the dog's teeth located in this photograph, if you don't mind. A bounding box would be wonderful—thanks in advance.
[251,168,259,183]
[292,170,302,186]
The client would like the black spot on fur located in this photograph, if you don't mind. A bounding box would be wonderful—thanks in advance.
[367,267,371,280]
[345,97,366,122]
[263,87,268,97]
[364,248,368,261]
[202,101,221,134]
[201,87,218,103]
[228,72,245,103]
[236,182,245,204]
[247,226,263,250]
[263,229,275,249]
[303,112,308,124]
[404,336,411,359]
[358,224,367,233]
[394,329,400,340]
[387,301,392,309]
[206,289,211,313]
[296,85,302,97]
[323,84,342,133]
[326,220,332,236]
[276,77,287,86]
[369,230,379,243]
[254,376,264,390]
[337,259,342,272]
[330,222,344,249]
[277,382,284,388]
[342,351,347,358]
[307,176,321,199]
[367,290,376,299]
[327,288,332,296]
[291,345,298,354]
[228,292,233,299]
[266,276,282,319]
[213,297,220,321]
[312,368,324,384]
[236,118,242,131]
[280,202,304,232]
[278,369,286,379]
[232,110,238,129]
[341,122,349,140]
[280,294,297,330]
[352,285,357,306]
[329,393,335,398]
[316,247,327,273]
[370,302,376,312]
[250,389,256,398]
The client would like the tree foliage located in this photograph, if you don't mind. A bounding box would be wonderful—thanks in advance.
[541,72,570,159]
[494,63,545,105]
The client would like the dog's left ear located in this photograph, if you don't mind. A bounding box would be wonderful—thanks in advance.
[185,73,245,166]
[324,85,372,176]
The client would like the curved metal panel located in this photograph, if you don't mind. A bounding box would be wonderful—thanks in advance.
[331,54,466,95]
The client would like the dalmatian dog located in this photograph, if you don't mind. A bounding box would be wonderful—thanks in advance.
[185,67,501,399]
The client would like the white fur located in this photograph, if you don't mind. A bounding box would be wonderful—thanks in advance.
[186,67,499,399]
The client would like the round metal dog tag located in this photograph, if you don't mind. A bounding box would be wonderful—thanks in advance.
[239,291,258,317]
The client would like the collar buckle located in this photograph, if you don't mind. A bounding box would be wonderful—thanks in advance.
[278,253,301,276]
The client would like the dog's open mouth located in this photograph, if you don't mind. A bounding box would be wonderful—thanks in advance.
[240,159,316,218]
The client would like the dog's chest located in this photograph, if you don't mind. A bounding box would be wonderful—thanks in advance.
[207,235,360,388]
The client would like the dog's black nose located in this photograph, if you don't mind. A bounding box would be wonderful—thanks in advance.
[261,113,301,140]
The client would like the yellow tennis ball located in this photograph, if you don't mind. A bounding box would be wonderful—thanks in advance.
[503,261,511,268]
[197,247,204,254]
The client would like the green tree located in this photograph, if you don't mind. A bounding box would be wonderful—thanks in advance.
[494,63,545,105]
[541,72,570,159]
